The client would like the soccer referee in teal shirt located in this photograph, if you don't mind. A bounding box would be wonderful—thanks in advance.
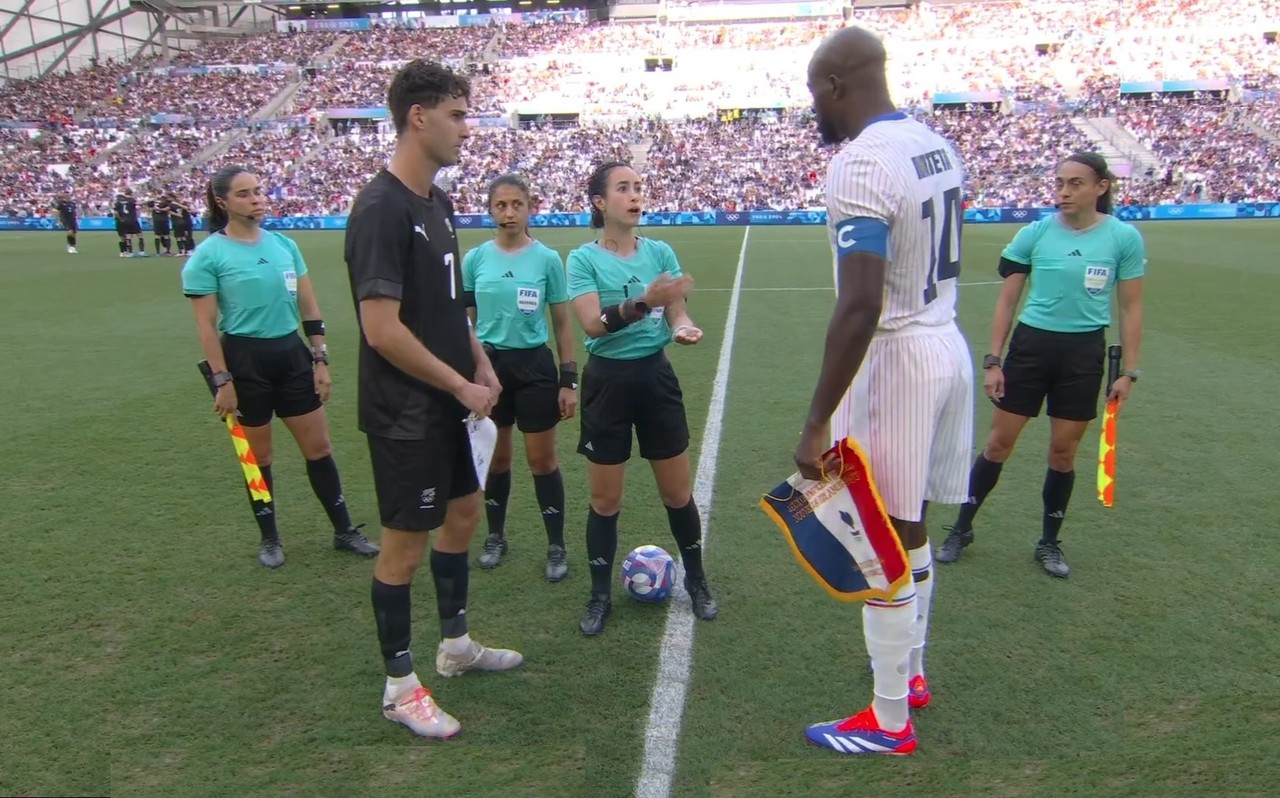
[182,165,377,568]
[566,161,719,637]
[463,174,578,582]
[938,152,1146,578]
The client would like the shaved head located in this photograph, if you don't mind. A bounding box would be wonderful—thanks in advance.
[807,26,894,145]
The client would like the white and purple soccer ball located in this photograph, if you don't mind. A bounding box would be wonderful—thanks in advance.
[620,545,676,603]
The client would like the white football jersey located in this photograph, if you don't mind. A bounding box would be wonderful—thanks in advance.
[825,113,966,332]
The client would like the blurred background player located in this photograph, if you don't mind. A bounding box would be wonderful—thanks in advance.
[52,192,77,254]
[181,164,379,568]
[937,152,1146,578]
[113,186,145,258]
[344,60,523,741]
[168,192,195,256]
[463,173,577,582]
[566,160,718,637]
[149,193,173,256]
[793,26,974,756]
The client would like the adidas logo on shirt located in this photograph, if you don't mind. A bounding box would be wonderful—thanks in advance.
[1067,249,1083,257]
[257,257,269,265]
[627,276,643,284]
[502,271,515,278]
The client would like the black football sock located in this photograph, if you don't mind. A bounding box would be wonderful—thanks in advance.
[66,233,75,247]
[372,578,413,677]
[305,454,353,533]
[137,238,145,253]
[430,550,470,639]
[665,499,704,581]
[247,464,277,542]
[954,454,1004,532]
[586,508,619,597]
[118,239,127,254]
[533,469,566,547]
[484,469,511,539]
[1041,468,1075,545]
[154,236,162,253]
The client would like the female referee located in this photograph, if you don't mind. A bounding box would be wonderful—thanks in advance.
[937,151,1146,578]
[181,164,380,568]
[567,160,718,636]
[463,174,578,582]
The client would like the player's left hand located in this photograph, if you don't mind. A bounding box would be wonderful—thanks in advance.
[795,420,839,481]
[314,363,332,403]
[478,366,502,404]
[672,324,703,345]
[558,387,577,420]
[1106,375,1133,405]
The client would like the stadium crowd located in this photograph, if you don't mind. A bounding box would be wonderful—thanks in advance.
[1,0,1277,220]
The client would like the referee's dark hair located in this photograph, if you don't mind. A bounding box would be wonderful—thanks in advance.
[487,173,530,206]
[586,160,631,229]
[205,164,251,234]
[1063,151,1115,214]
[387,59,472,136]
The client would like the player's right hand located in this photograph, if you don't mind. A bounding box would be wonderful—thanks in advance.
[455,382,495,418]
[983,366,1005,402]
[642,273,693,307]
[214,383,238,419]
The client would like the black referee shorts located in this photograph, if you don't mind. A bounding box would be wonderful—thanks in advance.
[221,333,322,428]
[997,322,1106,422]
[488,344,560,433]
[367,421,480,532]
[578,351,689,465]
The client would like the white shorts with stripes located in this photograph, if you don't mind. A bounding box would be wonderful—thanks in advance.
[831,323,975,523]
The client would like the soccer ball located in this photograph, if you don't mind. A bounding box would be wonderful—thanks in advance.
[620,545,677,603]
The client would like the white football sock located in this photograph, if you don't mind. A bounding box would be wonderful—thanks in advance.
[908,543,934,681]
[863,581,916,732]
[441,633,473,656]
[384,672,421,703]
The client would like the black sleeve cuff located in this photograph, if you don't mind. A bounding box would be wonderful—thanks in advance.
[998,257,1030,278]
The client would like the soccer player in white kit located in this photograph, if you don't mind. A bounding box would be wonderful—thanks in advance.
[793,26,974,755]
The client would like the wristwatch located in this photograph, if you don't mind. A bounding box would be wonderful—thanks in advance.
[312,345,329,365]
[1120,368,1141,382]
[982,354,1002,369]
[212,370,234,388]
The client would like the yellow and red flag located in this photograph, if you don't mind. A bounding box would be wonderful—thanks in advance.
[1096,398,1117,507]
[227,417,272,502]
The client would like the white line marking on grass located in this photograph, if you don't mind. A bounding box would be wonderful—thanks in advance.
[696,281,1001,293]
[635,226,750,798]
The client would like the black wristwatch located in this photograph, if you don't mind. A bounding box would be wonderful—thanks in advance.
[312,345,329,365]
[631,299,650,319]
[212,370,234,388]
[982,354,1002,370]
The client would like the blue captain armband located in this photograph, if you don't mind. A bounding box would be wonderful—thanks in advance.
[834,217,890,259]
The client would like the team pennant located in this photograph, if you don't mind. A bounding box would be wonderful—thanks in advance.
[466,413,498,488]
[759,437,911,603]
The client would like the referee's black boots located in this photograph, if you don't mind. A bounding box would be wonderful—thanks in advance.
[334,524,380,557]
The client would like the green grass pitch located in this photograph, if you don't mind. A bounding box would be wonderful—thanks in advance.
[1,220,1278,797]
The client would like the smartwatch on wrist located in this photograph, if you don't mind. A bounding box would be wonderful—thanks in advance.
[982,354,1001,370]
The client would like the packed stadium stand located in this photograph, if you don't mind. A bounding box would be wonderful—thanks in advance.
[1,0,1278,220]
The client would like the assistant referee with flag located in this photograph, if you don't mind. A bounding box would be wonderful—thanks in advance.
[182,164,379,568]
[937,152,1146,578]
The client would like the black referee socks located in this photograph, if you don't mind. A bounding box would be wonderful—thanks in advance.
[665,500,705,581]
[305,455,354,533]
[586,508,620,596]
[484,469,512,538]
[533,469,566,547]
[247,463,277,542]
[1041,468,1075,545]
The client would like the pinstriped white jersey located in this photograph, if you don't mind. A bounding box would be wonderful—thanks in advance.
[826,115,966,333]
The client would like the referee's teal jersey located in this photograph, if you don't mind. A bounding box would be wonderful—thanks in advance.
[566,237,683,360]
[1002,213,1146,333]
[462,239,568,350]
[181,231,309,338]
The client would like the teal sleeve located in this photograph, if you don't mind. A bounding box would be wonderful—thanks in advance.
[283,234,308,278]
[545,249,569,303]
[181,246,218,296]
[1117,226,1147,280]
[462,247,478,292]
[566,249,597,301]
[1001,220,1040,265]
[659,241,684,278]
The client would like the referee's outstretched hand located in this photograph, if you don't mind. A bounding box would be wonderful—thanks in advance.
[642,273,693,307]
[455,381,495,419]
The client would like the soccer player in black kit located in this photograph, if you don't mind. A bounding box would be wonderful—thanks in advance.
[344,59,522,740]
[150,194,172,255]
[52,192,77,254]
[168,192,195,256]
[113,187,145,257]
